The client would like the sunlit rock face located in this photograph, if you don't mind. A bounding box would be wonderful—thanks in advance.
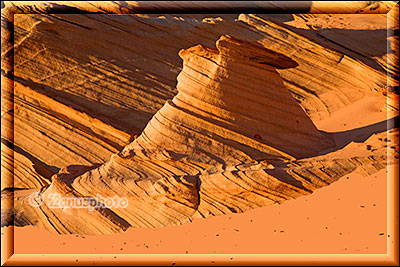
[1,1,397,235]
[3,35,392,235]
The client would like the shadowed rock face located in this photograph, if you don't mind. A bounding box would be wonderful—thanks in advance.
[2,35,393,235]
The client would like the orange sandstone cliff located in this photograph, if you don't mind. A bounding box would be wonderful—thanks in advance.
[2,35,394,234]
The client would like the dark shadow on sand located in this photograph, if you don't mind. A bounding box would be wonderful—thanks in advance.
[319,116,398,156]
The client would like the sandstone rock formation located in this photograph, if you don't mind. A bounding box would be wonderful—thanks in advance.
[1,2,398,235]
[2,11,395,192]
[2,34,395,234]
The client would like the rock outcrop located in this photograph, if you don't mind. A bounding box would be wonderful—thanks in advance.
[2,9,395,192]
[2,35,393,234]
[1,2,398,235]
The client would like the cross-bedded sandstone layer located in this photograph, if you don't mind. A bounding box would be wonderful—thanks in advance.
[2,35,395,234]
[1,2,398,234]
[2,9,396,192]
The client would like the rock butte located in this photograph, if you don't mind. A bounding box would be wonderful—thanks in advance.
[2,35,392,234]
[2,9,397,192]
[1,2,398,234]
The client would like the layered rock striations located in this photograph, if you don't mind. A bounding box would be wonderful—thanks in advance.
[2,36,393,234]
[129,35,334,162]
[2,10,394,194]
